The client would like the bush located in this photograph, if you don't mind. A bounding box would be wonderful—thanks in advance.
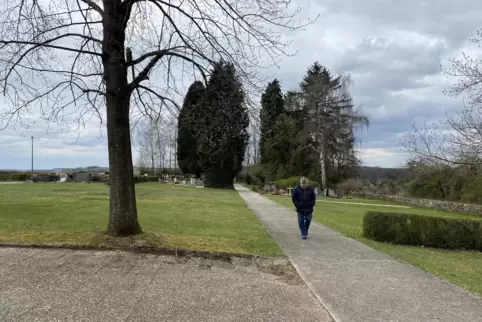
[134,175,160,183]
[363,211,482,251]
[134,176,148,183]
[247,164,266,186]
[9,173,28,181]
[461,177,482,204]
[337,178,371,194]
[251,185,260,193]
[274,176,320,189]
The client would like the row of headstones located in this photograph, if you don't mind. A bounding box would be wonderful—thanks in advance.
[160,175,203,186]
[316,187,343,198]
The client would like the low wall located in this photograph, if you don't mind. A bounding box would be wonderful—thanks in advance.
[351,192,482,216]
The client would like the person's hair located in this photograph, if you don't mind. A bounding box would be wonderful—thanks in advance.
[300,176,308,184]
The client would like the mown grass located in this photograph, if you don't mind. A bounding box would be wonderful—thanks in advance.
[269,194,482,296]
[0,183,283,257]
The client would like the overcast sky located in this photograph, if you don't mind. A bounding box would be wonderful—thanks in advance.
[1,0,481,170]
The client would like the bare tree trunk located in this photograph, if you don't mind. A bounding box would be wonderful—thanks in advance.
[319,133,327,190]
[169,145,172,171]
[174,130,177,173]
[156,126,162,175]
[150,134,155,175]
[317,100,327,190]
[104,0,141,236]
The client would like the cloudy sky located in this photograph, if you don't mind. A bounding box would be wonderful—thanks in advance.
[0,0,481,170]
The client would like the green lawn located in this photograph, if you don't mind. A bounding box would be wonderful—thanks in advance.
[269,195,482,296]
[0,183,283,257]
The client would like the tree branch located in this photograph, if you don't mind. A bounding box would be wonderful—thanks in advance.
[81,0,104,17]
[0,37,102,55]
[137,85,179,111]
[129,49,209,89]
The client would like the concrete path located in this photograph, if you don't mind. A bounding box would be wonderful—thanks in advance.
[0,248,332,322]
[235,185,482,322]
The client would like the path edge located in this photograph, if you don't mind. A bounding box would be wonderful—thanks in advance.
[235,185,340,322]
[0,242,272,261]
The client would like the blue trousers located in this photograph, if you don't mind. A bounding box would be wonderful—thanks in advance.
[297,212,312,236]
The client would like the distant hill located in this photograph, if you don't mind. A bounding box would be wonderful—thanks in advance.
[0,166,109,173]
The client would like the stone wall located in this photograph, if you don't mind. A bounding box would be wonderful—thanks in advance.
[351,192,482,216]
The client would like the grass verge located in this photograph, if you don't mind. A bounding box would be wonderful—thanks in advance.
[269,194,482,296]
[0,183,283,258]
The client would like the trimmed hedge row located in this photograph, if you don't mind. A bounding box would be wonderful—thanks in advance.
[274,176,320,189]
[134,176,160,183]
[0,172,30,181]
[363,211,482,251]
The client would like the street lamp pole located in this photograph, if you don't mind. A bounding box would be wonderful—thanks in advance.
[31,136,34,173]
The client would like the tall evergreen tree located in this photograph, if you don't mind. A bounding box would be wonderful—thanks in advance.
[259,79,285,163]
[298,62,368,188]
[263,113,298,178]
[197,61,249,188]
[177,81,206,178]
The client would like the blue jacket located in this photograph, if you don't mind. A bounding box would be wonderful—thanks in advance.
[292,185,316,213]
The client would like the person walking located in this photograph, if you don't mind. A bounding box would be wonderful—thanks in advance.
[291,177,316,239]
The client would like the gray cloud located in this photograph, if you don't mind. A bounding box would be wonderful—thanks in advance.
[1,0,481,169]
[261,0,482,167]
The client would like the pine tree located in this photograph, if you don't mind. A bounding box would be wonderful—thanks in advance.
[177,81,206,178]
[197,61,249,188]
[259,79,285,164]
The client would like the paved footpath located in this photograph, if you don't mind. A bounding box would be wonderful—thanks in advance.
[235,185,482,322]
[0,247,333,322]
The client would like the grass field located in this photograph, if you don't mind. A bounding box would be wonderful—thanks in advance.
[269,195,482,296]
[0,183,283,257]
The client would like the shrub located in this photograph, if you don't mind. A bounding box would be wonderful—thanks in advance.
[337,178,370,194]
[363,211,482,251]
[274,176,320,189]
[147,176,160,182]
[251,185,260,193]
[247,164,266,186]
[134,176,148,183]
[9,173,28,181]
[461,177,482,204]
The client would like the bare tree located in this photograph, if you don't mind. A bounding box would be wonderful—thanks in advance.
[402,105,482,165]
[0,0,315,236]
[402,29,482,165]
[135,115,160,174]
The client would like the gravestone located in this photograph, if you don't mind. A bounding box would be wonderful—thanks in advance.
[59,173,67,183]
[288,185,293,195]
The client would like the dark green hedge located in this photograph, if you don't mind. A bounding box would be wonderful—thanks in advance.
[274,176,320,189]
[134,176,160,183]
[363,211,482,251]
[0,172,29,181]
